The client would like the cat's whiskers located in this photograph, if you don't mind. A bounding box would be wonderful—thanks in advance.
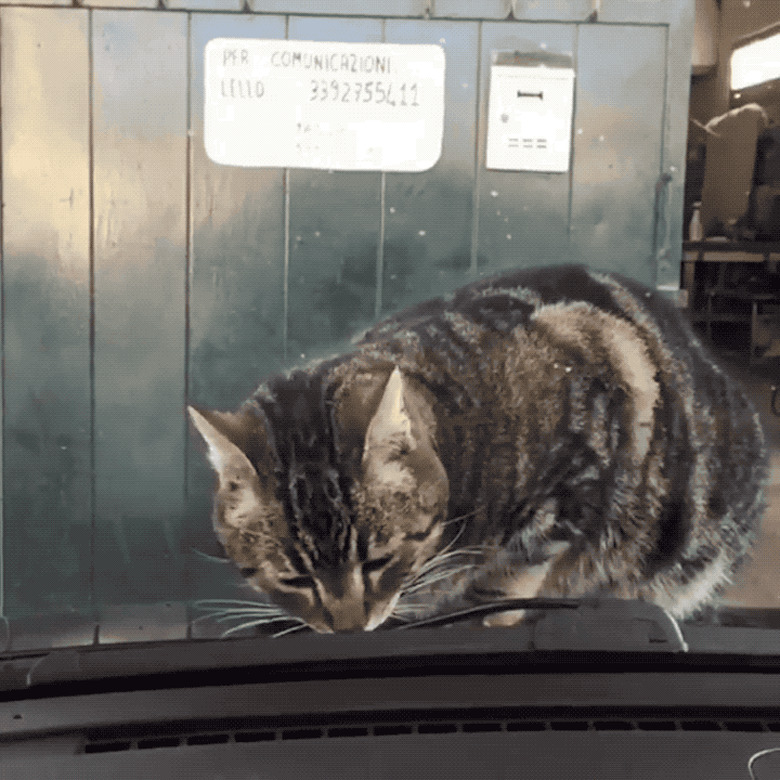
[237,581,260,591]
[197,604,284,616]
[401,522,485,596]
[392,600,428,610]
[439,514,470,548]
[402,562,477,596]
[386,613,413,623]
[417,508,486,571]
[191,609,287,627]
[212,610,288,624]
[440,505,485,530]
[390,606,427,619]
[272,623,310,638]
[220,614,306,638]
[193,598,297,635]
[190,548,232,564]
[414,546,484,578]
[195,601,281,611]
[194,598,277,608]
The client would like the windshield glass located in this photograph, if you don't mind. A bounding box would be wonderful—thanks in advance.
[1,0,779,660]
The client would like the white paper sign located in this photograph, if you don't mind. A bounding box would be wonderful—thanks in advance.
[486,64,575,173]
[205,39,445,171]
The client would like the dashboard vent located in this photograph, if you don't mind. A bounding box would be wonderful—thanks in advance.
[82,717,780,754]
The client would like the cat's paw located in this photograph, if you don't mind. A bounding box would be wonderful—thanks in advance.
[482,609,526,627]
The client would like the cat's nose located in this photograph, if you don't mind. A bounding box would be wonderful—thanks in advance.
[322,568,369,631]
[327,606,368,632]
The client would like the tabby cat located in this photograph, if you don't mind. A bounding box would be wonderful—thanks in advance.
[189,265,767,633]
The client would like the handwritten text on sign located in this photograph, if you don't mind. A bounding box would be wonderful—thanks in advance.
[205,39,446,171]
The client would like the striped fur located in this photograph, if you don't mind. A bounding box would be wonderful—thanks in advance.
[190,265,767,632]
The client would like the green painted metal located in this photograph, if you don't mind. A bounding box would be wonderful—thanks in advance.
[285,16,384,364]
[651,0,696,293]
[249,0,427,16]
[91,11,188,605]
[381,18,480,312]
[83,0,157,7]
[170,0,243,10]
[0,0,69,5]
[511,0,593,20]
[188,13,287,597]
[569,23,667,285]
[0,9,92,617]
[434,0,512,19]
[0,0,695,620]
[189,14,287,409]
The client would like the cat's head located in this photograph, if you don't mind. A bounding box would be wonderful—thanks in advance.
[189,367,449,633]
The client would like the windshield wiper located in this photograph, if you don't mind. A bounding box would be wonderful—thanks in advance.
[393,597,579,630]
[396,597,688,652]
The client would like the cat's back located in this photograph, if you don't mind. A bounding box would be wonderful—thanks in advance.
[362,264,679,349]
[361,264,739,391]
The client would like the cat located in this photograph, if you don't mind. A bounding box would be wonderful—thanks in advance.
[189,264,767,634]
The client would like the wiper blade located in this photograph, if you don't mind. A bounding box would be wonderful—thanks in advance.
[395,597,579,630]
[398,597,688,652]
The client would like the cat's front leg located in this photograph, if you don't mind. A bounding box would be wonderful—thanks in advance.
[466,540,572,627]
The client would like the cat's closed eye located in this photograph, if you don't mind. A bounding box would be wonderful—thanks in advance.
[280,574,316,589]
[362,555,393,574]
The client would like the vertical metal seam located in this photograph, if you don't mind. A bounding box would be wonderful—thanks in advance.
[374,17,387,320]
[283,168,290,365]
[0,8,5,618]
[469,20,483,275]
[282,14,290,364]
[183,11,193,589]
[88,7,96,612]
[655,23,671,289]
[376,172,386,320]
[566,24,580,247]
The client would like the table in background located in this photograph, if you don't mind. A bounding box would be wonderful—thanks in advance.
[682,241,780,364]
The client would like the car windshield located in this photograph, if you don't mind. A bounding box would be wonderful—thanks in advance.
[1,0,779,669]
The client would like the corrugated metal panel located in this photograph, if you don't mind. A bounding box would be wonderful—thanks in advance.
[82,0,158,7]
[381,18,480,311]
[91,11,188,604]
[168,0,244,11]
[512,0,593,21]
[569,23,667,284]
[434,0,512,19]
[187,13,287,597]
[0,0,70,5]
[189,14,287,410]
[0,8,92,617]
[285,16,384,363]
[249,0,427,16]
[599,0,682,24]
[512,0,684,23]
[652,0,695,292]
[477,22,577,274]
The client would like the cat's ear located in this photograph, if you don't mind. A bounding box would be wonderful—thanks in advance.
[188,406,259,488]
[363,367,415,459]
[361,368,449,512]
